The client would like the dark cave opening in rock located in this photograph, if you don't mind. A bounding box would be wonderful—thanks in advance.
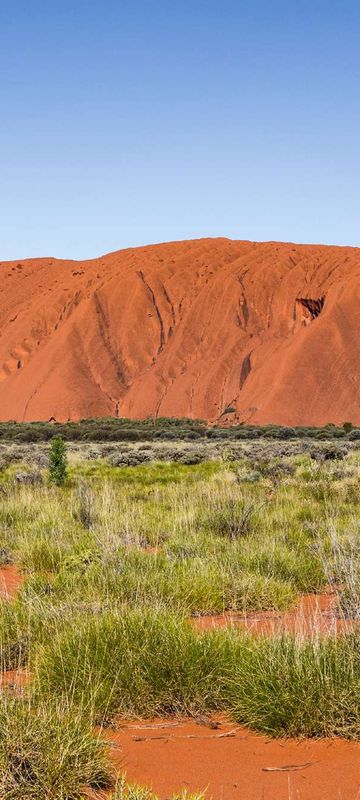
[296,296,325,320]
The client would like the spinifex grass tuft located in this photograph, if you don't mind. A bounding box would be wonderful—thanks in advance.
[0,697,110,799]
[109,775,205,800]
[228,631,360,739]
[32,604,360,739]
[33,608,242,722]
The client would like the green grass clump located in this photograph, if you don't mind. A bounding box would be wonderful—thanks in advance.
[109,775,204,800]
[198,495,258,540]
[0,698,110,799]
[33,608,241,721]
[33,607,360,739]
[18,534,66,573]
[243,541,325,593]
[228,632,360,738]
[0,600,30,671]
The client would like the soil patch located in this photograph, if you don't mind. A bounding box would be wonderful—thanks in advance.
[192,592,354,637]
[87,716,360,800]
[0,564,24,599]
[0,668,28,694]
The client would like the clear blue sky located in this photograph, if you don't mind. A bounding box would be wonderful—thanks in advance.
[1,0,359,260]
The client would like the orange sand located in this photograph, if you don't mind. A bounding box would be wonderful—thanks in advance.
[193,592,354,636]
[87,717,360,800]
[0,564,24,598]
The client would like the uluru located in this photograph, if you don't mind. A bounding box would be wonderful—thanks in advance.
[0,237,359,426]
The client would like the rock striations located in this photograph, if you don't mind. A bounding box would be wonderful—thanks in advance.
[0,237,359,425]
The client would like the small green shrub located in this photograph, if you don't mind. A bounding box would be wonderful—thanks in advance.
[48,437,68,486]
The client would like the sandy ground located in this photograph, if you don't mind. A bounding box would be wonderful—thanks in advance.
[87,716,360,800]
[192,591,354,636]
[0,563,24,598]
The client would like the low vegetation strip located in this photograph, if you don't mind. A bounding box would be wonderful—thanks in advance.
[0,416,358,443]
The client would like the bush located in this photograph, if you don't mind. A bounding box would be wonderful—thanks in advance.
[15,471,43,486]
[310,446,348,461]
[177,449,206,465]
[109,450,153,467]
[348,429,360,440]
[253,460,295,484]
[48,438,67,486]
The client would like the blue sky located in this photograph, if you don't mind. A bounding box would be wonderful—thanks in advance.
[1,0,359,259]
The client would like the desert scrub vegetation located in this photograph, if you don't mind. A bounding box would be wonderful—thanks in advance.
[32,608,360,738]
[228,631,360,738]
[32,609,242,721]
[1,445,360,794]
[1,426,360,477]
[0,416,357,444]
[1,450,356,614]
[0,697,110,799]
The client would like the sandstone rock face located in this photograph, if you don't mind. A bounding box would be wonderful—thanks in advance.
[0,238,359,425]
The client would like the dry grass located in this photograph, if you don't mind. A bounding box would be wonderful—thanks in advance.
[1,445,360,795]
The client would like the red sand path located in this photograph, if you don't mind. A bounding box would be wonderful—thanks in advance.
[88,717,360,800]
[2,238,360,425]
[193,592,355,637]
